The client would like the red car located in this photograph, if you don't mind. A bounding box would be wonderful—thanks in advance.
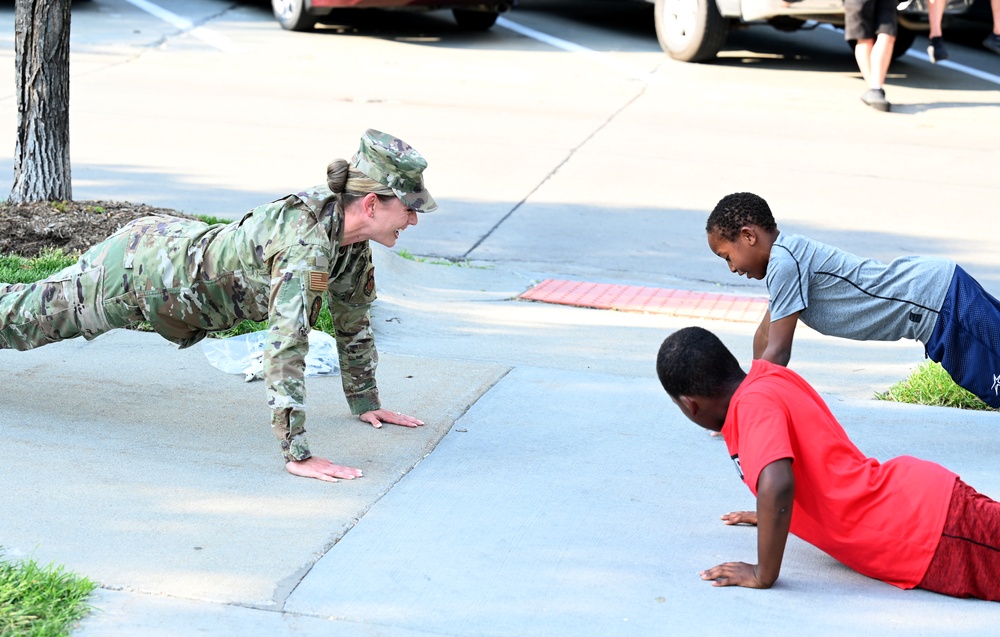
[271,0,515,31]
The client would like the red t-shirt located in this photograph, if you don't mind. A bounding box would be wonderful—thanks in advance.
[722,360,957,588]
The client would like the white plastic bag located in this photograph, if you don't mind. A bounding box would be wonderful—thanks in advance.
[201,330,340,382]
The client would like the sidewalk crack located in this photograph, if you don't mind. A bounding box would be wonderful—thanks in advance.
[461,85,649,260]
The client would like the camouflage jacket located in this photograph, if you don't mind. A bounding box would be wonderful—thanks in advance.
[121,184,379,462]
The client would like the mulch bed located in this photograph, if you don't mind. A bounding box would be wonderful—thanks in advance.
[0,200,189,258]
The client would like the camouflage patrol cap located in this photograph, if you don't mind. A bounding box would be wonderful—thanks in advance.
[351,129,437,213]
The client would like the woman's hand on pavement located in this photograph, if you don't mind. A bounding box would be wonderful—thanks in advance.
[359,409,424,429]
[285,456,363,482]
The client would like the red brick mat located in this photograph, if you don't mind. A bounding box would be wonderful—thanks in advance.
[519,279,768,323]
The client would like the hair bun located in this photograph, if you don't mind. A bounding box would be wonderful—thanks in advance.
[326,159,349,194]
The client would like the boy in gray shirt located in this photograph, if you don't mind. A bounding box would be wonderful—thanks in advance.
[705,192,1000,408]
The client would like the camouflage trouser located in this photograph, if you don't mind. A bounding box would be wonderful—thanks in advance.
[0,233,145,351]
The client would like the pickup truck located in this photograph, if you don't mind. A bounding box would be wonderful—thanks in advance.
[648,0,973,61]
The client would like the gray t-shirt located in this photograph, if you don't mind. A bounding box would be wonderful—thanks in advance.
[766,233,955,344]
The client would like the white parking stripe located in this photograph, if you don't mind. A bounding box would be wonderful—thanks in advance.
[496,16,654,81]
[904,49,1000,86]
[123,0,243,53]
[818,23,1000,86]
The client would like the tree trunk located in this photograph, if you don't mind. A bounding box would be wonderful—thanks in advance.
[10,0,72,204]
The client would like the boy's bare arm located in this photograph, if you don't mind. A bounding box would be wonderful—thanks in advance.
[752,311,770,359]
[758,313,800,366]
[701,459,795,589]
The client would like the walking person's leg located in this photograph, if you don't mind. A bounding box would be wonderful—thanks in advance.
[926,0,949,62]
[849,0,896,111]
[983,0,1000,55]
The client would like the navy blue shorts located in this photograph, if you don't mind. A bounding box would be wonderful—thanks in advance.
[925,266,1000,408]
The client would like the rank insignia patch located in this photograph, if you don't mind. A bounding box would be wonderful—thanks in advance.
[364,268,375,297]
[309,296,323,326]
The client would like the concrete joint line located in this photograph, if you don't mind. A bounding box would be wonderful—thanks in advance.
[461,17,656,260]
[462,88,648,260]
[272,366,513,609]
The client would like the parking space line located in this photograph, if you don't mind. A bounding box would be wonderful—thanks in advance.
[903,49,1000,86]
[496,17,654,81]
[123,0,243,53]
[818,23,1000,86]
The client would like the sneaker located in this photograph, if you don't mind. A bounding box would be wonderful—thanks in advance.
[861,88,891,112]
[927,37,949,63]
[984,33,1000,56]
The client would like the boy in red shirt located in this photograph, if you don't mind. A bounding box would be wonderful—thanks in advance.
[656,326,1000,600]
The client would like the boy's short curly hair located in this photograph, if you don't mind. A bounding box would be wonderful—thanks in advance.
[656,327,743,399]
[706,192,777,242]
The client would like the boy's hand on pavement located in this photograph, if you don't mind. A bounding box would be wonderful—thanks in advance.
[701,562,771,588]
[721,511,758,525]
[285,456,363,482]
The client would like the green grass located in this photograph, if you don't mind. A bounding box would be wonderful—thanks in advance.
[875,361,995,411]
[396,248,488,269]
[193,214,232,226]
[0,549,96,637]
[208,318,268,339]
[0,249,78,284]
[208,299,335,339]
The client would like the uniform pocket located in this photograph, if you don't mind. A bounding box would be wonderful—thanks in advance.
[60,267,114,340]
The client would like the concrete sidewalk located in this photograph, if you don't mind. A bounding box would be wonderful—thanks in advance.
[2,246,999,636]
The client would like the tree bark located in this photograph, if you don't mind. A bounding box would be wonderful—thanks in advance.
[10,0,72,204]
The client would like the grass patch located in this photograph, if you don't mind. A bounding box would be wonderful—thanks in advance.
[0,549,96,637]
[193,214,232,226]
[875,361,995,411]
[397,248,488,269]
[0,249,78,284]
[207,298,335,339]
[208,318,268,339]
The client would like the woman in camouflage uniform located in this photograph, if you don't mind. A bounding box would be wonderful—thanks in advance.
[0,129,436,482]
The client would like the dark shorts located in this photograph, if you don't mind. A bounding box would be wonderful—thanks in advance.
[918,478,1000,602]
[844,0,899,41]
[924,266,1000,408]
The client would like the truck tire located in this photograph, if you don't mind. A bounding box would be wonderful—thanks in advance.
[272,0,316,32]
[654,0,730,62]
[453,9,500,31]
[891,26,917,59]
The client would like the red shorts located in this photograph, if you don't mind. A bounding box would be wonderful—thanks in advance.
[918,478,1000,602]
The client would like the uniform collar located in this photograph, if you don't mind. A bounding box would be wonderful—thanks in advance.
[288,184,343,245]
